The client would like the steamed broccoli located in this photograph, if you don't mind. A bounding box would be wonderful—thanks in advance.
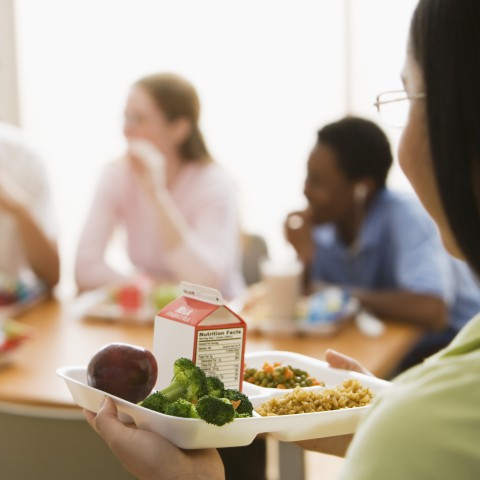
[139,358,207,412]
[234,412,252,419]
[224,389,254,416]
[196,395,236,426]
[160,357,208,403]
[205,375,225,398]
[138,358,253,426]
[139,391,170,413]
[165,398,199,419]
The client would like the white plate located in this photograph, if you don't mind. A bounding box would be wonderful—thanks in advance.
[71,287,156,325]
[242,295,359,337]
[57,350,391,449]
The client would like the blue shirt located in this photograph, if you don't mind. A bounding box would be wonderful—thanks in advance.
[311,189,480,331]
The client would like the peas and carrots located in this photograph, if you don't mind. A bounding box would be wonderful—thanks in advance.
[243,362,324,389]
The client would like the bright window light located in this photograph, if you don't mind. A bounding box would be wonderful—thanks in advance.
[14,0,417,295]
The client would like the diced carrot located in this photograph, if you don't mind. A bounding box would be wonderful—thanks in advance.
[263,363,275,374]
[277,384,286,389]
[284,368,294,379]
[229,399,241,410]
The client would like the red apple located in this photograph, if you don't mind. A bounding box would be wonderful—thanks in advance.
[87,343,158,403]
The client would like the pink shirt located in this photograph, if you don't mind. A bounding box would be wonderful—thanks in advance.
[75,159,245,300]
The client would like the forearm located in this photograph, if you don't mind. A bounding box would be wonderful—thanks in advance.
[165,235,228,289]
[15,205,60,288]
[351,288,448,329]
[153,191,189,250]
[75,256,129,292]
[152,191,235,288]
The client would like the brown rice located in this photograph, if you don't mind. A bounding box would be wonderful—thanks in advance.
[256,379,373,416]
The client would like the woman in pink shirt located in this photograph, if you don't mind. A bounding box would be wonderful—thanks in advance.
[75,73,244,300]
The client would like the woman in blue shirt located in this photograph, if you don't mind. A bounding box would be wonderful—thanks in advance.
[285,116,480,370]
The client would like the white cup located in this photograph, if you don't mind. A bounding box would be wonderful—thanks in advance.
[259,258,303,326]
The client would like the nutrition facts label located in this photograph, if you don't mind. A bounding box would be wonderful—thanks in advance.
[196,327,245,389]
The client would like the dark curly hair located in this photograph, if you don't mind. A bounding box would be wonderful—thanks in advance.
[316,116,393,187]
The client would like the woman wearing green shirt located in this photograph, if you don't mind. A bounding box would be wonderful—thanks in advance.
[84,0,480,478]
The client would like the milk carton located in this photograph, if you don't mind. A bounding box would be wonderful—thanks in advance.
[153,282,247,390]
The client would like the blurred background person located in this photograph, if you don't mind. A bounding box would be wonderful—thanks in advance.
[0,121,59,294]
[75,73,244,300]
[285,116,480,371]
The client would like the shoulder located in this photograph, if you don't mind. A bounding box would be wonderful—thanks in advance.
[378,189,438,235]
[0,123,50,197]
[88,158,132,206]
[342,349,480,479]
[97,157,130,184]
[0,122,33,147]
[180,162,238,196]
[188,161,234,182]
[0,123,45,170]
[378,189,425,217]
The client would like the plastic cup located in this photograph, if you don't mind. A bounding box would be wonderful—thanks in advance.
[259,258,303,326]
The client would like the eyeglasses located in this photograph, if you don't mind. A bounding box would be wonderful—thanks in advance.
[374,90,425,128]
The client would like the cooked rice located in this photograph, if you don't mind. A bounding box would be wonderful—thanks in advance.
[256,379,373,416]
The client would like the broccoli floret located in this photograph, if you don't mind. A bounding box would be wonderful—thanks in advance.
[160,357,208,403]
[224,389,254,416]
[139,391,170,413]
[165,398,199,419]
[234,411,252,419]
[196,395,235,426]
[205,375,225,398]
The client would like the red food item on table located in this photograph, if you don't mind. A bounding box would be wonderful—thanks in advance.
[118,285,142,311]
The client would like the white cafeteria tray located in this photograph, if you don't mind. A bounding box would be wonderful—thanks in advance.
[57,350,391,449]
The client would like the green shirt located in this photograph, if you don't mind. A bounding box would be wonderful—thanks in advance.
[340,314,480,479]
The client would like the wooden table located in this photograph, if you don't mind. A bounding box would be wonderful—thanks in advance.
[0,297,422,479]
[0,297,422,409]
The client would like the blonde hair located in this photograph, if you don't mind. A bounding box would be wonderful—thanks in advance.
[135,73,212,162]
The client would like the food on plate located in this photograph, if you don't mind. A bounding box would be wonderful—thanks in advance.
[117,285,143,311]
[0,273,20,306]
[0,319,32,353]
[243,361,324,389]
[0,272,43,306]
[307,287,350,322]
[256,379,373,416]
[0,291,16,306]
[87,342,158,403]
[139,357,253,426]
[223,389,254,416]
[195,396,236,425]
[105,281,180,315]
[150,283,181,310]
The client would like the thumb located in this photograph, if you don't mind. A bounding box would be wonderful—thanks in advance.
[325,349,373,376]
[87,396,124,437]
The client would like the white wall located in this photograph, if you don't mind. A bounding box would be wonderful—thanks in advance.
[12,0,418,295]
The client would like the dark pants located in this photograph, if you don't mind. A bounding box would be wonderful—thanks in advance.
[218,438,267,480]
[392,325,458,377]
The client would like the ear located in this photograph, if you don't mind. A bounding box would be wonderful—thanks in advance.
[170,117,192,145]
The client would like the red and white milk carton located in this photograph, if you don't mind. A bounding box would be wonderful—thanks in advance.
[153,282,247,391]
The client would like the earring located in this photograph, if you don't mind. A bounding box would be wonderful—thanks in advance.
[354,183,368,203]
